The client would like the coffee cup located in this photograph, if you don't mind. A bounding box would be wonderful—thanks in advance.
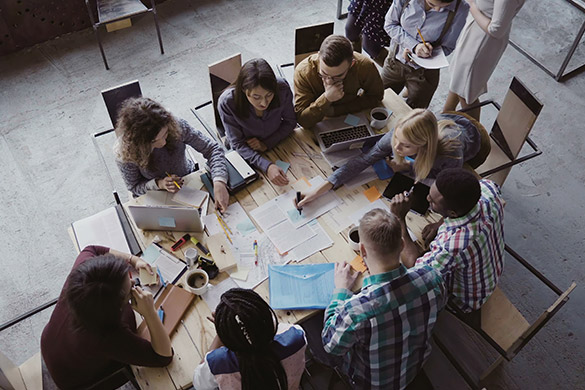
[185,268,209,295]
[348,226,360,252]
[370,107,392,130]
[184,248,198,268]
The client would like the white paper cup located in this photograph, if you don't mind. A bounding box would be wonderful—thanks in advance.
[348,226,360,252]
[370,107,391,130]
[185,268,209,295]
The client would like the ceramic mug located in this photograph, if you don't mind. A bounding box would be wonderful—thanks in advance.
[348,226,360,252]
[185,268,209,295]
[370,107,392,130]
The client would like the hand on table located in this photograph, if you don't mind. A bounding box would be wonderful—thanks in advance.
[267,164,289,186]
[334,262,360,290]
[414,43,433,58]
[156,175,184,193]
[389,191,414,220]
[295,181,334,209]
[324,80,344,103]
[246,137,267,152]
[130,286,156,317]
[214,181,230,213]
[422,219,443,246]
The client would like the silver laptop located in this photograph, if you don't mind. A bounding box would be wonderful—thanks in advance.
[127,205,204,232]
[314,112,384,153]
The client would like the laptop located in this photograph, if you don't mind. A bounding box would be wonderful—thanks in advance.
[127,205,204,232]
[314,112,384,153]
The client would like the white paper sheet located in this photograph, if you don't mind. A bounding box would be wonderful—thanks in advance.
[411,47,449,69]
[144,191,181,206]
[287,220,334,262]
[202,277,239,312]
[171,187,208,208]
[72,207,130,253]
[265,219,317,254]
[202,202,257,238]
[349,199,391,226]
[249,201,287,231]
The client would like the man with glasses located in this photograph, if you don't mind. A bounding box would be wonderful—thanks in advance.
[382,0,469,108]
[294,35,384,129]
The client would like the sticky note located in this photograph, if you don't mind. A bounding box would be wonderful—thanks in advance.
[363,186,382,202]
[139,266,158,286]
[142,244,160,264]
[287,208,304,223]
[344,114,361,126]
[275,160,290,173]
[236,220,257,236]
[158,217,176,228]
[350,255,367,273]
[230,267,250,281]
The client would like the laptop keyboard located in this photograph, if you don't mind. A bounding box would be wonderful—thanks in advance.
[320,125,370,148]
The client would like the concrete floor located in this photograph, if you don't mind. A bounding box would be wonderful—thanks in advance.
[1,0,584,388]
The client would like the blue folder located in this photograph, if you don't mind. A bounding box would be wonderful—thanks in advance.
[268,263,335,310]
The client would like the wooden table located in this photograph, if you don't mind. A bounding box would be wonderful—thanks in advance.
[125,89,441,389]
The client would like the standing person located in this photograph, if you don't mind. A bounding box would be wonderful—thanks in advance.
[114,97,230,212]
[382,0,469,108]
[294,34,384,129]
[193,288,307,390]
[322,209,446,389]
[345,0,393,66]
[218,58,296,187]
[296,109,490,207]
[41,246,173,389]
[390,168,505,316]
[443,0,526,120]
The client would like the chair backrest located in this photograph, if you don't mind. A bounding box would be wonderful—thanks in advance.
[294,22,334,67]
[208,53,242,138]
[491,77,543,161]
[101,80,142,133]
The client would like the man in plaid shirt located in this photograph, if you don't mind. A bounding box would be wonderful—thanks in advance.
[391,168,505,314]
[322,209,446,389]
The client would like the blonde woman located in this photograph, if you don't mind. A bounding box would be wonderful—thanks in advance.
[115,97,230,212]
[297,109,489,207]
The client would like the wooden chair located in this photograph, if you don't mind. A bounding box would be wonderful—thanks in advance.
[85,0,164,70]
[432,244,576,389]
[461,77,543,187]
[191,53,242,147]
[277,22,335,83]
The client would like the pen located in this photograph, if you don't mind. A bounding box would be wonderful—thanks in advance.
[417,28,427,46]
[158,306,165,323]
[406,185,415,197]
[190,236,211,256]
[157,267,166,287]
[296,191,302,215]
[254,240,258,266]
[171,233,190,251]
[165,171,181,189]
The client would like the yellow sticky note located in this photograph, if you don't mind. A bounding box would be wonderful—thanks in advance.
[363,186,381,202]
[350,255,367,273]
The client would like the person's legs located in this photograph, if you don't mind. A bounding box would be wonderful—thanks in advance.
[345,13,362,53]
[443,90,460,112]
[459,97,481,121]
[381,56,406,93]
[404,68,440,109]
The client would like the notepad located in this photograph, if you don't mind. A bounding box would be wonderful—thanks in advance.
[268,263,335,310]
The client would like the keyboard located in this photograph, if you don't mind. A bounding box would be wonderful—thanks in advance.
[319,125,371,149]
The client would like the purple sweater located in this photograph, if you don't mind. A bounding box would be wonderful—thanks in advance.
[218,78,297,172]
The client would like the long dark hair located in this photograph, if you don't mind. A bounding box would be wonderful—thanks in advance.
[115,97,181,169]
[215,288,288,390]
[65,254,129,334]
[234,58,280,118]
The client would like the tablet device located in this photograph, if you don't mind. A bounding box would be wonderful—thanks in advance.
[382,173,430,215]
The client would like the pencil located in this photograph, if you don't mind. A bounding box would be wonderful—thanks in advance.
[215,211,233,234]
[417,28,427,46]
[165,171,181,189]
[215,213,233,244]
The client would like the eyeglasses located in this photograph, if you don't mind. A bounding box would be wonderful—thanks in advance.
[318,67,350,82]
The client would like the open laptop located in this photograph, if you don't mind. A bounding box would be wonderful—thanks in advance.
[314,112,384,153]
[127,205,204,232]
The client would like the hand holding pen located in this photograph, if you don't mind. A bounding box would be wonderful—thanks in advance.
[389,186,415,220]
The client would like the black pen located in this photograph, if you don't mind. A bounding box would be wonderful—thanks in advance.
[296,191,302,215]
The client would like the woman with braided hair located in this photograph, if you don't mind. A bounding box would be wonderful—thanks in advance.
[192,288,307,390]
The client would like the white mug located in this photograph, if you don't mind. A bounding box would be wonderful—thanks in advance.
[185,268,209,295]
[370,107,392,130]
[184,248,198,269]
[348,226,360,252]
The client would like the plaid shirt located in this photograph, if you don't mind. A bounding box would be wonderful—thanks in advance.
[322,264,446,390]
[416,179,505,312]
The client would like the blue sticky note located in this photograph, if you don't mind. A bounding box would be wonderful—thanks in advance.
[142,244,160,264]
[344,114,360,126]
[373,159,394,180]
[158,217,176,228]
[236,220,257,236]
[287,208,304,223]
[275,159,290,173]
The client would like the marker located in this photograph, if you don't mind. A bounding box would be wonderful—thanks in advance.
[190,237,211,256]
[171,233,190,251]
[165,172,181,189]
[254,240,258,266]
[157,267,166,287]
[158,306,165,323]
[296,191,303,215]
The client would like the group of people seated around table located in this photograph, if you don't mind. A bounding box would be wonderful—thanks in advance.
[40,0,521,385]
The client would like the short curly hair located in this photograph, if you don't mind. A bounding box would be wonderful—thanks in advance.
[435,168,481,216]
